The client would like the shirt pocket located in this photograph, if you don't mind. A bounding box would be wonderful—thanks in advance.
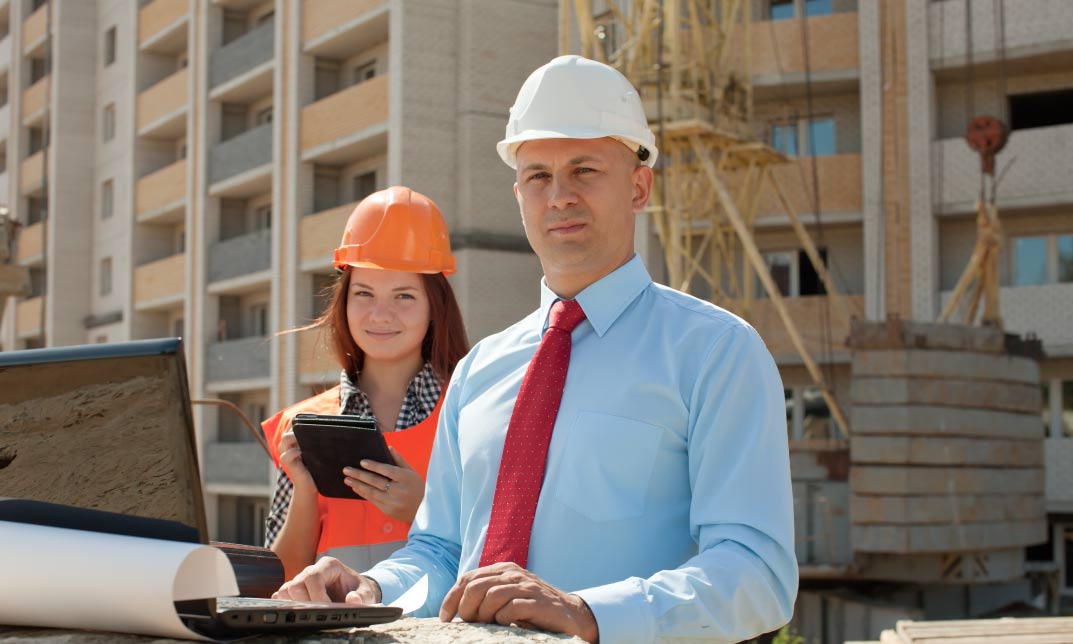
[552,411,663,522]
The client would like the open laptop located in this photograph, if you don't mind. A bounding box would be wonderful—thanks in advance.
[0,338,401,636]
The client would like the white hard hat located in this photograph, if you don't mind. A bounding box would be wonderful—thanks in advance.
[497,55,658,169]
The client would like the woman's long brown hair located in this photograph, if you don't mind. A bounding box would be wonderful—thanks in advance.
[317,267,469,387]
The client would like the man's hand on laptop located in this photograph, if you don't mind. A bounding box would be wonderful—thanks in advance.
[272,556,382,605]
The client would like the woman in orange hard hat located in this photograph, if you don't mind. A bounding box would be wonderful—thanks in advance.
[261,186,468,581]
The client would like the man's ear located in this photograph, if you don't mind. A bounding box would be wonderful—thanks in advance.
[631,165,654,212]
[514,182,526,230]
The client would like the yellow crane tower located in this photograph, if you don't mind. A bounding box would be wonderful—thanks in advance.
[562,0,852,434]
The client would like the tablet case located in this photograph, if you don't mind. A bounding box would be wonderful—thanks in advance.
[291,414,394,500]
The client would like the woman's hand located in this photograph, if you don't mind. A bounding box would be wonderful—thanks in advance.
[278,428,317,495]
[343,447,424,522]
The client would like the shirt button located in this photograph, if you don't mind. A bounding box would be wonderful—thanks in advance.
[383,523,394,534]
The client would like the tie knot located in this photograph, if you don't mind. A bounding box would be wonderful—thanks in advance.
[548,299,586,333]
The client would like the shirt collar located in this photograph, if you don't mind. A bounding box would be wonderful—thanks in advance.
[537,254,652,338]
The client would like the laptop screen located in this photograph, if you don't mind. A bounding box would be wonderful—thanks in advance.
[0,338,208,543]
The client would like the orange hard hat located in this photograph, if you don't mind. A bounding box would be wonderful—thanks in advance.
[333,186,455,275]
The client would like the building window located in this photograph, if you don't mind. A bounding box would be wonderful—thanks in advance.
[1009,88,1073,131]
[771,123,798,156]
[770,0,832,20]
[1011,234,1073,286]
[807,118,836,156]
[255,106,273,126]
[100,257,113,296]
[101,179,114,219]
[29,57,48,84]
[251,205,271,231]
[1042,380,1073,439]
[174,226,185,253]
[353,171,377,202]
[249,302,268,337]
[31,0,48,11]
[762,248,828,297]
[353,60,376,86]
[103,104,116,142]
[0,140,7,174]
[104,26,116,67]
[28,126,47,155]
[785,386,835,439]
[770,0,795,20]
[27,196,47,225]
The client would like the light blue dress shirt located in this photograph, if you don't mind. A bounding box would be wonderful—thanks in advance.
[366,254,798,643]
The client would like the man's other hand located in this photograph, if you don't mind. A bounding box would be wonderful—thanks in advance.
[439,562,598,643]
[272,556,381,605]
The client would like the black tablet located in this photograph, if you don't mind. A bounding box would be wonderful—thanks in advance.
[290,413,395,500]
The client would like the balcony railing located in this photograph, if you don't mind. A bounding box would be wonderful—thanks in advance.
[723,153,862,219]
[935,124,1073,213]
[1044,437,1073,513]
[300,74,388,155]
[136,158,187,219]
[20,150,45,195]
[750,12,859,78]
[138,0,188,50]
[203,442,270,486]
[210,18,274,89]
[22,4,47,54]
[929,0,1073,66]
[302,0,387,46]
[137,67,188,134]
[134,253,185,307]
[941,282,1073,349]
[299,200,357,265]
[206,335,271,383]
[21,75,49,121]
[16,296,42,337]
[747,294,865,359]
[15,221,43,262]
[208,227,271,283]
[209,122,271,186]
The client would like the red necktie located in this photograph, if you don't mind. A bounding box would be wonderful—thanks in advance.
[480,299,587,568]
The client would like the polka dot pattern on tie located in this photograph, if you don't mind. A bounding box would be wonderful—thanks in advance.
[479,299,587,568]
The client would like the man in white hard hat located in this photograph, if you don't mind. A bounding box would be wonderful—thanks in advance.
[275,55,798,644]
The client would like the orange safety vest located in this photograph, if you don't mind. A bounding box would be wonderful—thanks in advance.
[260,385,440,554]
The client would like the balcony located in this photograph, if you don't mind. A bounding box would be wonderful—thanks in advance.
[1045,438,1073,513]
[203,441,270,487]
[15,221,43,263]
[208,227,271,284]
[750,12,858,94]
[298,328,336,381]
[135,159,187,223]
[940,282,1073,349]
[929,0,1073,69]
[747,294,864,361]
[725,154,862,220]
[15,296,41,338]
[206,335,270,384]
[209,122,271,193]
[21,75,48,125]
[134,253,185,310]
[209,18,273,98]
[300,74,388,162]
[137,68,188,137]
[22,3,46,55]
[138,0,189,54]
[302,0,388,56]
[299,200,356,268]
[20,150,45,195]
[935,124,1073,214]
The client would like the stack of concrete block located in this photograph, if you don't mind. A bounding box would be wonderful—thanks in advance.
[847,318,1046,568]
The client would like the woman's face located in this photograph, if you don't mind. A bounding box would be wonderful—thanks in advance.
[346,267,431,367]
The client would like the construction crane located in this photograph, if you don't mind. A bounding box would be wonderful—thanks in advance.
[562,0,852,434]
[0,208,31,322]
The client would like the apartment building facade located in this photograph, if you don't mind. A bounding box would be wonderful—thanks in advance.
[0,0,557,544]
[748,0,1073,612]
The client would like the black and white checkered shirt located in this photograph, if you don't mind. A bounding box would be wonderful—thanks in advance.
[264,363,442,547]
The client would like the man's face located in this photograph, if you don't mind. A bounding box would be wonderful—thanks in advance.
[513,137,653,297]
